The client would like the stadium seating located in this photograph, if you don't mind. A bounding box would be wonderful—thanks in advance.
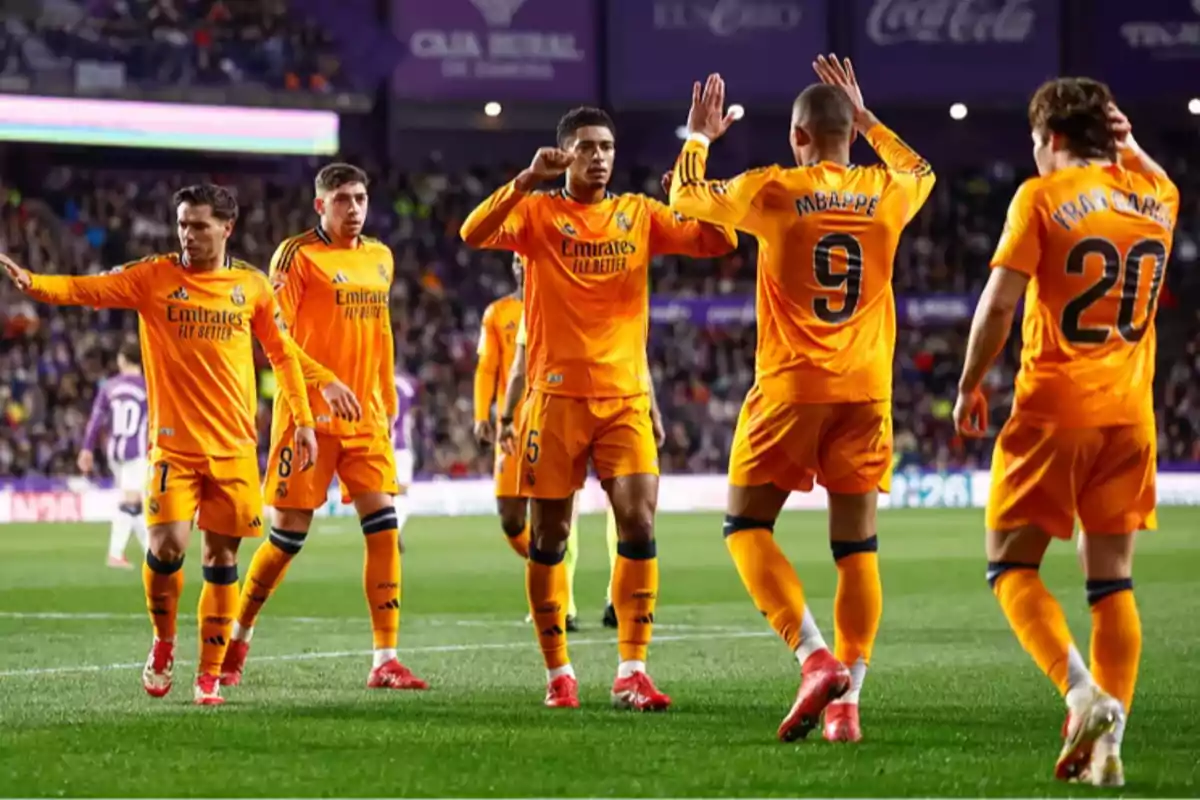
[2,152,1198,480]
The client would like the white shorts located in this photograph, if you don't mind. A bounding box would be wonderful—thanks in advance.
[394,449,414,487]
[114,457,148,493]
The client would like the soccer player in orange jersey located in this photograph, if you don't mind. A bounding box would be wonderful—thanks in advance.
[669,59,935,742]
[475,257,582,631]
[461,106,737,710]
[221,164,427,692]
[953,81,1177,787]
[0,184,328,706]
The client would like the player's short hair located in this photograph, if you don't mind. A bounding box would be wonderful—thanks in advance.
[172,184,239,222]
[556,107,616,147]
[118,341,141,366]
[792,84,854,138]
[315,163,369,195]
[1028,77,1117,161]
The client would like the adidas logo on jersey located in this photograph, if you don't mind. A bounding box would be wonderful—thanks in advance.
[332,271,349,284]
[168,286,189,301]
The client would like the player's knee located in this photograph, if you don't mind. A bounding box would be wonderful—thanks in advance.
[612,505,654,546]
[500,516,526,539]
[985,561,1040,593]
[275,508,314,531]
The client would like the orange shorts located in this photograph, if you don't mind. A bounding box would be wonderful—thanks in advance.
[516,390,658,499]
[494,446,522,498]
[987,418,1157,539]
[263,425,399,509]
[728,386,892,494]
[145,448,264,537]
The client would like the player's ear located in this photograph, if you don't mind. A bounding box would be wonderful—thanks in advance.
[1048,131,1068,154]
[791,125,811,148]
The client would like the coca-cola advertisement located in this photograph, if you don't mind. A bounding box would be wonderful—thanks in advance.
[850,0,1060,102]
[1079,0,1200,98]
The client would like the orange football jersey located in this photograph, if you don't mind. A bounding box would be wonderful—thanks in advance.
[475,294,523,422]
[27,254,314,457]
[991,155,1179,427]
[461,186,737,398]
[670,124,935,403]
[269,227,397,437]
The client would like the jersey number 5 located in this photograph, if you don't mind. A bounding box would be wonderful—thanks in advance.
[813,232,863,323]
[1062,237,1167,345]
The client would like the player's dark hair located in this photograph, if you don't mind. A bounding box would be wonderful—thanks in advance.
[792,84,854,139]
[172,184,239,222]
[118,341,141,366]
[315,163,369,194]
[556,107,616,147]
[1028,77,1117,161]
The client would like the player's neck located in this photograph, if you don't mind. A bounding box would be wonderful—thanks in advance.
[513,288,525,301]
[318,222,358,249]
[184,253,224,272]
[564,180,607,205]
[801,146,851,167]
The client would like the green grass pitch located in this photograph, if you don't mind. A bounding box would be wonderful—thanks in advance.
[1,507,1197,797]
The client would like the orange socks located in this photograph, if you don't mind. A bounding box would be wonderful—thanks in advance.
[198,565,238,677]
[832,538,882,700]
[503,520,531,559]
[527,543,570,670]
[235,528,306,633]
[990,564,1077,695]
[143,552,184,642]
[724,517,808,651]
[362,508,402,651]
[612,540,659,663]
[1088,580,1141,712]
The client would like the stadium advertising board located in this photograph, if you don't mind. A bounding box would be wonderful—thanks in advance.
[606,0,828,106]
[648,295,975,326]
[4,471,1200,522]
[1081,0,1200,98]
[391,0,597,102]
[849,0,1060,102]
[0,94,338,155]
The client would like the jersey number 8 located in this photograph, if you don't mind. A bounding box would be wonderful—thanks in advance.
[1062,237,1167,345]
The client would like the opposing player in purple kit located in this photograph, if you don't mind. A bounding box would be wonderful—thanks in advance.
[392,366,419,531]
[78,340,150,568]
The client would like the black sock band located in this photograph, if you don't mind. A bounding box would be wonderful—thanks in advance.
[831,536,879,561]
[202,565,239,585]
[145,551,184,575]
[986,560,1039,589]
[529,542,565,566]
[723,514,774,537]
[1086,578,1134,606]
[361,507,398,534]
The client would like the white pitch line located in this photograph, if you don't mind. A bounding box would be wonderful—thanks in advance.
[0,630,773,679]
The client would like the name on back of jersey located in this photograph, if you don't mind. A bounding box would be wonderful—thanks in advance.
[795,190,881,218]
[1051,187,1174,232]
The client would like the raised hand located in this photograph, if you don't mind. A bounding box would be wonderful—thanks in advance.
[0,252,32,291]
[813,54,864,111]
[1107,102,1133,149]
[686,73,739,142]
[529,147,577,181]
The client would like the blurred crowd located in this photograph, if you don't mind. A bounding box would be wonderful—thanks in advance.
[5,0,345,92]
[1,149,1198,480]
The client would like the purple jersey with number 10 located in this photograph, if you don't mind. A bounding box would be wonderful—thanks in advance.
[392,373,417,451]
[82,373,148,464]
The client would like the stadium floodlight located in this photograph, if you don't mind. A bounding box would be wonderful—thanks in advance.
[484,101,502,118]
[949,103,968,121]
[675,125,689,140]
[728,103,745,121]
[1189,98,1200,116]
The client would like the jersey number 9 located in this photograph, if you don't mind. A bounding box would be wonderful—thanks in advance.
[813,232,864,324]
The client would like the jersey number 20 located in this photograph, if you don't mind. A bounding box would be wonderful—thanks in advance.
[1062,237,1167,345]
